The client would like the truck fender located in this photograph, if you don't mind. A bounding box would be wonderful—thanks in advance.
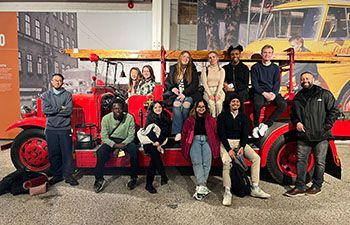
[6,117,46,132]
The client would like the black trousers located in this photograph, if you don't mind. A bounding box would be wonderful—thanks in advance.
[46,129,75,178]
[253,93,287,127]
[144,144,166,186]
[94,142,138,180]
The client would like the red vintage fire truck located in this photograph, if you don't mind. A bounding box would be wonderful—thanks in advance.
[2,48,350,185]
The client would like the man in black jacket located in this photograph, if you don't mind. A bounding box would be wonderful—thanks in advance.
[223,45,250,104]
[285,72,340,197]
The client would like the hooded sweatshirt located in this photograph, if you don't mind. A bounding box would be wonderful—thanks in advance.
[41,88,72,130]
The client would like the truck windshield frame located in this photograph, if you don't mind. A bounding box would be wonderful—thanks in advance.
[259,7,325,40]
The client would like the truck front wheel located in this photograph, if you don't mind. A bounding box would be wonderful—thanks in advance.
[267,132,314,185]
[11,128,50,172]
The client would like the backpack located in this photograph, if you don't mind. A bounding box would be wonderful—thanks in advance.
[230,162,251,197]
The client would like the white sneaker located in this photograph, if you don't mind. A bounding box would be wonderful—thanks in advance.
[198,185,211,195]
[174,133,181,141]
[250,186,271,199]
[252,127,259,138]
[258,123,268,137]
[193,186,203,201]
[222,190,232,206]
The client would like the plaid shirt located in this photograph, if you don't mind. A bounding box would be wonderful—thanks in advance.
[136,79,156,95]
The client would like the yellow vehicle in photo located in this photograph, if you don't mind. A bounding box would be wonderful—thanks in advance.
[245,0,350,111]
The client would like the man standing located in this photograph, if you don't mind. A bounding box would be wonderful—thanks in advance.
[217,93,270,206]
[285,72,340,197]
[42,73,79,186]
[223,45,250,103]
[251,45,287,138]
[93,98,139,193]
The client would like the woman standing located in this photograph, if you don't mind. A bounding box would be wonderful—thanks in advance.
[143,101,171,194]
[127,67,142,97]
[202,51,225,117]
[181,100,220,200]
[137,65,156,95]
[163,51,201,141]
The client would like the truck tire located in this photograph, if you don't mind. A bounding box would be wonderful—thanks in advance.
[267,132,314,185]
[11,128,50,172]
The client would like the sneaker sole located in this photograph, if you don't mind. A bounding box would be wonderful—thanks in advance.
[284,192,306,197]
[306,191,321,196]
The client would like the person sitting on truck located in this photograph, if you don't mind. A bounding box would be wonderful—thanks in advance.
[285,72,340,197]
[128,67,142,97]
[163,50,202,142]
[142,101,171,194]
[217,93,271,206]
[251,44,287,138]
[223,45,250,105]
[201,51,225,118]
[181,99,220,200]
[41,73,79,186]
[136,65,156,95]
[93,98,139,193]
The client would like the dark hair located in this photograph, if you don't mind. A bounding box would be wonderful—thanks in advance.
[300,71,314,78]
[227,44,244,56]
[223,93,242,112]
[147,101,171,125]
[52,73,64,80]
[142,65,155,82]
[112,98,125,108]
[189,99,209,119]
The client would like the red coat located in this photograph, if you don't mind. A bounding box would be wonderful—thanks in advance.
[181,113,220,160]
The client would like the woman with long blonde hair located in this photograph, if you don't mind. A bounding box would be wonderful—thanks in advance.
[163,51,201,141]
[201,51,225,117]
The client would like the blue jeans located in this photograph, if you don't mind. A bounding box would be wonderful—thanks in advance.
[295,140,328,190]
[172,96,193,134]
[45,129,75,178]
[189,135,212,186]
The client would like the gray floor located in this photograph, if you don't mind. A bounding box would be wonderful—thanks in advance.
[0,140,349,225]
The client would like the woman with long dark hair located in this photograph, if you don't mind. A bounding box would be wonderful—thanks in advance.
[181,100,219,200]
[163,51,201,142]
[143,101,171,193]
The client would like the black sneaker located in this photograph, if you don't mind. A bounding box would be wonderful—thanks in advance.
[94,179,106,193]
[145,185,157,194]
[160,176,169,186]
[65,175,79,186]
[284,187,306,197]
[127,178,137,190]
[48,176,64,186]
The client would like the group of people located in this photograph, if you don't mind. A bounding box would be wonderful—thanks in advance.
[41,44,339,207]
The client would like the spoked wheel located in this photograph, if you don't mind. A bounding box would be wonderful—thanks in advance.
[267,132,314,185]
[11,128,50,172]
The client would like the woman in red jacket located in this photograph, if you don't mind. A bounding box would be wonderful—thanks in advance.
[181,100,220,200]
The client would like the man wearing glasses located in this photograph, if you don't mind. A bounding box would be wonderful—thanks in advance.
[41,73,79,186]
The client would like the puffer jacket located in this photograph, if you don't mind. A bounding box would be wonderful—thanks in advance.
[290,85,340,142]
[181,113,220,160]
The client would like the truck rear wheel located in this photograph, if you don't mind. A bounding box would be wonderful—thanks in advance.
[267,132,314,185]
[11,128,50,172]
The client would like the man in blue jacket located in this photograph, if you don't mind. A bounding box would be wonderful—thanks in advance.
[285,72,340,197]
[41,73,78,186]
[251,45,287,138]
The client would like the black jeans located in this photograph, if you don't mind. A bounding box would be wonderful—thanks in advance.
[45,129,75,178]
[295,140,328,190]
[94,142,139,181]
[253,93,287,127]
[144,144,166,186]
